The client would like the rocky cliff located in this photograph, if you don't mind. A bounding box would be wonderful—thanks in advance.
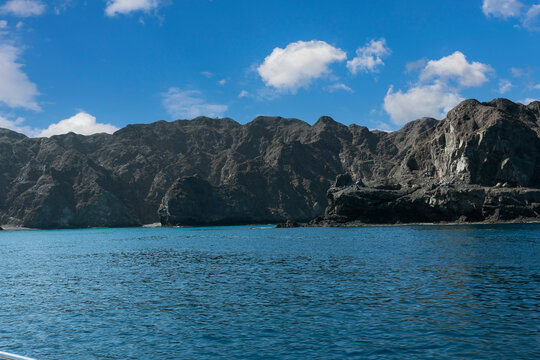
[0,98,538,228]
[319,99,540,225]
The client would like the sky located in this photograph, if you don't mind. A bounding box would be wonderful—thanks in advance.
[0,0,539,137]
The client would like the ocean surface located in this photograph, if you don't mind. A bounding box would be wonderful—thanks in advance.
[0,224,539,359]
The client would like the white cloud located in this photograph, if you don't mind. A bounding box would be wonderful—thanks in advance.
[405,58,427,73]
[201,71,213,78]
[347,38,390,74]
[482,0,524,18]
[162,88,227,119]
[420,51,493,87]
[518,98,539,105]
[511,67,525,77]
[534,84,540,89]
[53,0,72,15]
[384,51,493,125]
[327,83,353,93]
[384,82,463,125]
[498,79,513,94]
[482,0,540,31]
[523,4,540,30]
[0,113,38,136]
[371,122,395,132]
[238,90,249,98]
[0,0,46,17]
[105,0,159,17]
[257,40,346,93]
[37,112,118,137]
[218,79,226,86]
[0,20,7,28]
[0,44,40,110]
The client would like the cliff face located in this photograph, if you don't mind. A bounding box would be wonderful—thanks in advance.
[322,99,540,225]
[1,115,430,228]
[397,99,540,186]
[1,98,538,228]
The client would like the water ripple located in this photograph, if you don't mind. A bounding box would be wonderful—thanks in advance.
[0,224,539,359]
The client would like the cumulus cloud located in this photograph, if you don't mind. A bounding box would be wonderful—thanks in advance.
[0,44,40,110]
[326,83,353,93]
[384,51,492,125]
[257,40,346,93]
[482,0,540,30]
[105,0,159,17]
[523,4,540,30]
[218,79,226,86]
[384,82,463,124]
[534,83,540,89]
[37,112,119,137]
[162,88,227,119]
[347,38,390,74]
[420,51,493,87]
[0,113,38,136]
[482,0,524,18]
[238,90,249,98]
[498,79,513,94]
[0,0,46,17]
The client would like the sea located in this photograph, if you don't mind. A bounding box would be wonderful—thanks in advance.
[1,224,539,359]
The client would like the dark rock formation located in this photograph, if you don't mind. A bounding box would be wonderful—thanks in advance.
[322,184,540,225]
[0,98,538,228]
[275,220,301,228]
[158,175,285,226]
[0,115,398,228]
[319,99,540,225]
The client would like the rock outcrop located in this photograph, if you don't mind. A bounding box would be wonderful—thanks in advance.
[0,98,538,228]
[157,175,286,226]
[318,99,540,225]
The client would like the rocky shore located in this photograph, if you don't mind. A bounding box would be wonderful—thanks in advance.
[0,98,538,229]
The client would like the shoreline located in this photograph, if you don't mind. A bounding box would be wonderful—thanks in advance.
[2,219,540,231]
[303,219,540,228]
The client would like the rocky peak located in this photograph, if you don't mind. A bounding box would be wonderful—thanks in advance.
[313,116,339,127]
[400,98,540,187]
[526,101,540,123]
[0,128,28,141]
[484,98,522,112]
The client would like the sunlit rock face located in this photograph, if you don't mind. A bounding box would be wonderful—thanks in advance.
[319,99,540,225]
[399,99,540,187]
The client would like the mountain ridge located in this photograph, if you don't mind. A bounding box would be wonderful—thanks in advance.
[1,98,539,228]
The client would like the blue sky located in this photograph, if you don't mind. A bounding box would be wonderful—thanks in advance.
[0,0,539,136]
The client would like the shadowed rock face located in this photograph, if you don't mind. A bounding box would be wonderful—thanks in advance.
[1,114,435,228]
[1,98,538,228]
[321,99,540,225]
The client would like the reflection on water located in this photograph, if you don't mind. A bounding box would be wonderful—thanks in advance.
[1,225,539,359]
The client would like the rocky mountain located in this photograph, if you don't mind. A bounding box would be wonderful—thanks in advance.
[319,98,540,225]
[0,98,538,228]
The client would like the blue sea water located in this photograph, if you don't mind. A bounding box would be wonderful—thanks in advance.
[0,224,539,359]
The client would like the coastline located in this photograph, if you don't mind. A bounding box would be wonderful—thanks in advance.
[303,218,540,228]
[2,218,540,231]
